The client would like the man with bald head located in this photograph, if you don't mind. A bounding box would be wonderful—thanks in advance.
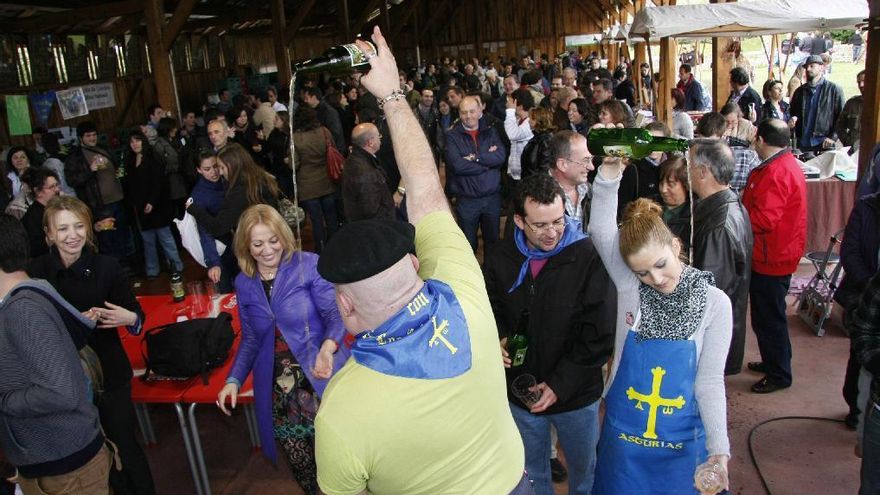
[341,122,395,222]
[314,27,528,495]
[444,94,508,252]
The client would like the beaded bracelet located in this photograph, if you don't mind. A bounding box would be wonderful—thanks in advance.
[378,89,407,109]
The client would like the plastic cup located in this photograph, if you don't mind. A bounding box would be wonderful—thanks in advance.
[511,374,542,408]
[205,280,221,317]
[187,281,207,316]
[693,461,728,494]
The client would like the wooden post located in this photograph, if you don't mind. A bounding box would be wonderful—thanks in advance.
[858,0,880,183]
[632,0,647,108]
[271,0,291,87]
[710,0,734,112]
[338,0,350,41]
[768,34,778,80]
[657,36,676,125]
[474,0,482,60]
[144,0,178,117]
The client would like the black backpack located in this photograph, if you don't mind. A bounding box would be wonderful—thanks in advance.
[141,312,235,384]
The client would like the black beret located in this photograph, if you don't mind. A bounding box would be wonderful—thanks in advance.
[317,219,416,284]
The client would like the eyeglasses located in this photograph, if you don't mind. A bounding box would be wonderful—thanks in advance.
[565,157,593,167]
[523,216,566,234]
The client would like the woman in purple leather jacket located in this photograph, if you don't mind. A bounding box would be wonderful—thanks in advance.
[216,204,349,493]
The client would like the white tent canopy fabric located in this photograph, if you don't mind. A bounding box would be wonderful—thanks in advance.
[628,0,869,39]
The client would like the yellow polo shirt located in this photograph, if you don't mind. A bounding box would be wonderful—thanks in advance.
[315,211,524,495]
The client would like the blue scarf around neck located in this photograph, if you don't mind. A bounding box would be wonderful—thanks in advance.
[508,216,588,293]
[351,279,472,379]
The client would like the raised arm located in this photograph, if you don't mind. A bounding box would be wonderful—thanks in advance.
[356,27,449,226]
[587,159,638,292]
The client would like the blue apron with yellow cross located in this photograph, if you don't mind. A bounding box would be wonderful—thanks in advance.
[593,329,707,494]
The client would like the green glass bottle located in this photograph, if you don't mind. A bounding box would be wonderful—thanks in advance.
[587,127,689,159]
[510,310,530,368]
[293,41,376,75]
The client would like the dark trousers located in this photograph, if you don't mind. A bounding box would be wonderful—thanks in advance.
[843,306,863,415]
[749,271,793,386]
[455,192,501,253]
[96,201,134,264]
[301,194,338,254]
[100,384,155,495]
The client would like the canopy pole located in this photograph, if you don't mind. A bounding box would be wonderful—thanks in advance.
[781,32,795,77]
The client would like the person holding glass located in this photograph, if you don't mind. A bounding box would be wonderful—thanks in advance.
[28,195,155,495]
[588,154,732,495]
[761,80,791,123]
[216,204,349,494]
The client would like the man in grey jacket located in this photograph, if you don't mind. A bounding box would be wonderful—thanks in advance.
[0,214,111,494]
[688,139,754,375]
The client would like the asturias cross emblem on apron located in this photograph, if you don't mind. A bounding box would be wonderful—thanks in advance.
[626,366,686,439]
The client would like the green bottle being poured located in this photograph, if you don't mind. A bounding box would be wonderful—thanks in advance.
[587,127,689,159]
[293,41,377,75]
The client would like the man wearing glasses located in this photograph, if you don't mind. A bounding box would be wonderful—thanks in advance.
[484,172,616,495]
[548,130,593,232]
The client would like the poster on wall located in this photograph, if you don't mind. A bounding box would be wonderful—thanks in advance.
[81,83,116,110]
[29,91,55,126]
[5,95,32,136]
[55,87,88,120]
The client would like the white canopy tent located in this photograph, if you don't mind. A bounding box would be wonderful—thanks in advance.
[628,0,869,40]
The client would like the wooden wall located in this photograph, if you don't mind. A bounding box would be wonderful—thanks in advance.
[395,0,605,61]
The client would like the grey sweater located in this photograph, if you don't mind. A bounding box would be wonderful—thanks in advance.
[0,279,103,473]
[589,171,732,457]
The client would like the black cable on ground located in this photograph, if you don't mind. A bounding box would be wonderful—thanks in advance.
[747,415,847,495]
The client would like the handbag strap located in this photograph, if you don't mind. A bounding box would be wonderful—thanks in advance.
[321,127,333,149]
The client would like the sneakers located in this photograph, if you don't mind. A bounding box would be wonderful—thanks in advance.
[550,457,567,483]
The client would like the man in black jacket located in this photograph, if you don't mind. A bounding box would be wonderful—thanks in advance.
[484,173,616,495]
[790,54,845,153]
[342,123,395,222]
[688,138,753,375]
[727,67,762,123]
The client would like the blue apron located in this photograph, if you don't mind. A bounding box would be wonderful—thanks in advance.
[593,329,707,495]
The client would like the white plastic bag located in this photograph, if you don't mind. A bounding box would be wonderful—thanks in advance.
[174,212,226,268]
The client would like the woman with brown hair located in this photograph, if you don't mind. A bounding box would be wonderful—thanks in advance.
[185,143,280,242]
[589,157,731,495]
[291,106,338,254]
[658,156,692,257]
[597,100,629,127]
[520,106,558,179]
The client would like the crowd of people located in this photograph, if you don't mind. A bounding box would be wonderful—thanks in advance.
[0,24,877,495]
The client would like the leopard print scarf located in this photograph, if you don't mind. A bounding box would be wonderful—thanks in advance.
[637,265,715,341]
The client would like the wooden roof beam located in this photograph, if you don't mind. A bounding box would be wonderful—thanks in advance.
[163,0,200,51]
[0,0,143,33]
[416,0,449,44]
[284,0,317,44]
[389,0,421,41]
[572,0,604,25]
[353,0,381,33]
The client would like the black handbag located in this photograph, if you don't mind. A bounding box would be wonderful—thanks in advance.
[141,312,235,384]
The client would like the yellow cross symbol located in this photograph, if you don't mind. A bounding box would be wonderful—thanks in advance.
[428,316,457,355]
[625,366,686,439]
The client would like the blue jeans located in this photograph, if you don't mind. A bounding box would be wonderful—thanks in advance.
[750,272,793,386]
[862,402,880,495]
[141,226,184,276]
[510,401,600,495]
[455,192,501,253]
[301,194,338,254]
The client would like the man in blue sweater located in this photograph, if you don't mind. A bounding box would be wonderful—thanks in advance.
[0,214,112,494]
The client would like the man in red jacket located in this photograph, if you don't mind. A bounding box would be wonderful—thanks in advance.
[742,119,807,393]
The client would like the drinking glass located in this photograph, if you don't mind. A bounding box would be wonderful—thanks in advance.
[187,281,207,316]
[693,460,728,494]
[511,374,542,408]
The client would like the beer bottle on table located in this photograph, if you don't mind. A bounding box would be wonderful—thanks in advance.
[510,310,530,368]
[171,272,185,303]
[587,127,689,159]
[293,41,377,75]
